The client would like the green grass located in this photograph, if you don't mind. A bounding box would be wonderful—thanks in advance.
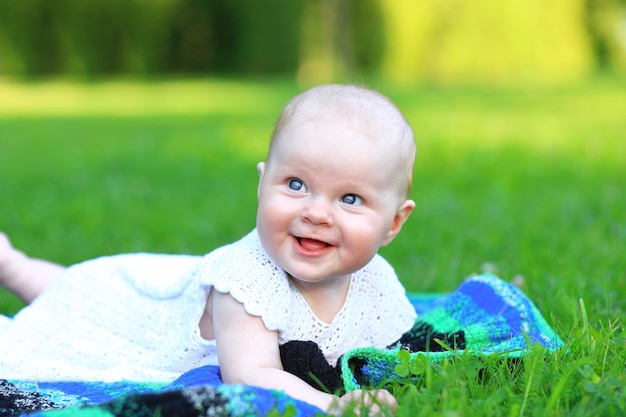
[1,76,625,416]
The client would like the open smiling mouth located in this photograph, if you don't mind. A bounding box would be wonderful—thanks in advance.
[296,237,331,251]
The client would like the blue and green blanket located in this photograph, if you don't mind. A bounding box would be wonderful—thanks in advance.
[1,273,563,417]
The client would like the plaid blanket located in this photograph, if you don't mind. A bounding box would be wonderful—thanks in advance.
[1,273,563,417]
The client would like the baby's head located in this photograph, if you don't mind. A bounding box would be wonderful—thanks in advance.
[256,84,416,284]
[266,84,415,199]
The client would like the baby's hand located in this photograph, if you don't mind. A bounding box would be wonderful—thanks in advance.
[331,389,398,416]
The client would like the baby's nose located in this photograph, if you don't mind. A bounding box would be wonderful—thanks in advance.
[301,199,333,226]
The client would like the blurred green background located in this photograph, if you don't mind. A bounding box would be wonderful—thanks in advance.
[0,0,625,83]
[1,0,625,328]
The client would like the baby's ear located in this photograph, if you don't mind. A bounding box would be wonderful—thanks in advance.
[382,199,415,246]
[256,162,266,199]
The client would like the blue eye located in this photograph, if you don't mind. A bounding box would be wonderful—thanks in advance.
[341,194,362,205]
[288,179,306,192]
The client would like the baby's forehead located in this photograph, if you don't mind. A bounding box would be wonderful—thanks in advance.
[296,91,403,129]
[277,112,409,160]
[272,119,405,180]
[270,126,405,194]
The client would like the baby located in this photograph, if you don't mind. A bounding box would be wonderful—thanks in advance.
[0,84,417,413]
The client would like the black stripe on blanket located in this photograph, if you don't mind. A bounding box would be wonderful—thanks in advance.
[1,379,61,416]
[0,380,230,417]
[101,386,229,417]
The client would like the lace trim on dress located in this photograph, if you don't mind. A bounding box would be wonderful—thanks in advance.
[194,230,292,331]
[192,229,417,366]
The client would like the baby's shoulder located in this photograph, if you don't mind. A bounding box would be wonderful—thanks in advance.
[194,230,284,285]
[358,253,398,281]
[192,230,292,330]
[351,254,409,302]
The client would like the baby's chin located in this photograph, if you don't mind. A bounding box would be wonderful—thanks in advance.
[285,269,355,286]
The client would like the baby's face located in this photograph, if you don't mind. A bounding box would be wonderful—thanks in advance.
[256,119,411,286]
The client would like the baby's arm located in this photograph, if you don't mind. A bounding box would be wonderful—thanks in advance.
[0,232,65,303]
[211,291,398,414]
[211,290,336,410]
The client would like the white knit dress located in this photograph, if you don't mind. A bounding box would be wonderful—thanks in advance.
[0,229,416,382]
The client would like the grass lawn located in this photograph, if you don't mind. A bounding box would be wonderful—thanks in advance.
[1,76,625,415]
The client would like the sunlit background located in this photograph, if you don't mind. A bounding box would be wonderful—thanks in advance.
[0,0,625,86]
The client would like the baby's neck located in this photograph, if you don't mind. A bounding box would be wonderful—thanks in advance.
[289,274,352,324]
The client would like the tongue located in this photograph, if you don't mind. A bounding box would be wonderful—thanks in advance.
[299,238,329,251]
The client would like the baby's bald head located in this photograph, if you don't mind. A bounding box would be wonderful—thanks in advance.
[267,84,416,198]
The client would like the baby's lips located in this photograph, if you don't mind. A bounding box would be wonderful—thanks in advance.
[298,237,330,251]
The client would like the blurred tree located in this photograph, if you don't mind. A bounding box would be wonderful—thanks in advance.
[170,0,304,75]
[226,0,304,74]
[0,0,62,76]
[298,0,339,85]
[120,0,180,75]
[53,0,130,76]
[352,0,386,73]
[585,0,626,71]
[298,0,384,86]
[170,0,217,73]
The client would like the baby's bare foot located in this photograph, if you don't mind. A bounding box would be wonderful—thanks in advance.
[0,232,29,287]
[0,232,65,303]
[0,232,16,272]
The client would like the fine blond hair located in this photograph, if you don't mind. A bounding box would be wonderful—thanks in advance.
[267,84,416,197]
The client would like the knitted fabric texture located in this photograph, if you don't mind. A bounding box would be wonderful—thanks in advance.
[0,253,213,382]
[0,229,415,381]
[192,229,416,365]
[339,273,564,391]
[2,273,564,417]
